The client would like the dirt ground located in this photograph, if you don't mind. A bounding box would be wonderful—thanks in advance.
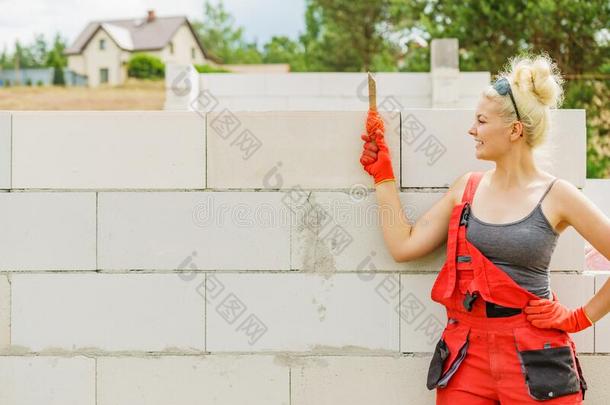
[0,79,165,110]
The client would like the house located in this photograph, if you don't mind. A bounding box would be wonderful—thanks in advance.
[64,10,217,87]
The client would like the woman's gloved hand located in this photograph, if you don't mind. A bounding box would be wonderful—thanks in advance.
[524,292,593,333]
[359,110,395,186]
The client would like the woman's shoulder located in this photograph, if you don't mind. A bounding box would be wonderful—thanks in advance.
[448,171,481,205]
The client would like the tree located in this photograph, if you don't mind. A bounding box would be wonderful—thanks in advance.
[262,36,306,71]
[398,0,610,75]
[13,40,36,70]
[45,33,68,85]
[0,46,9,69]
[299,0,406,71]
[192,0,262,64]
[31,34,48,67]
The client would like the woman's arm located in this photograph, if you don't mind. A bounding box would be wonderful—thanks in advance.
[374,173,470,262]
[556,179,610,323]
[359,122,470,263]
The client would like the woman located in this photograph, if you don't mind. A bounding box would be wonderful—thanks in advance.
[359,52,610,404]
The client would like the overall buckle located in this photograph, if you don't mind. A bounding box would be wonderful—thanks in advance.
[463,290,478,311]
[460,204,470,227]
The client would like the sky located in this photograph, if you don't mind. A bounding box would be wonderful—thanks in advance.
[0,0,306,51]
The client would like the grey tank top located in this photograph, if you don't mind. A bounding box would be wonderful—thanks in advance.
[465,177,559,299]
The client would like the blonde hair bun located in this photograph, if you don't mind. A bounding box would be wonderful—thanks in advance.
[511,53,565,109]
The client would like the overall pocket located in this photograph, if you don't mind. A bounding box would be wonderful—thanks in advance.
[513,326,582,400]
[426,319,471,390]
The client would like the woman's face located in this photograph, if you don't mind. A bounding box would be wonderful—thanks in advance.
[468,97,514,160]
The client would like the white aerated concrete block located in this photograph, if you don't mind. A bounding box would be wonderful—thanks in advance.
[0,192,96,271]
[97,355,289,405]
[11,273,205,352]
[550,273,595,352]
[583,179,610,217]
[401,109,586,188]
[265,74,323,96]
[291,355,436,405]
[206,111,401,189]
[206,273,400,352]
[550,226,585,271]
[0,356,95,405]
[400,274,446,353]
[401,109,493,187]
[200,74,267,96]
[98,192,290,271]
[0,275,9,349]
[12,111,205,189]
[0,112,10,189]
[594,275,610,353]
[578,355,610,403]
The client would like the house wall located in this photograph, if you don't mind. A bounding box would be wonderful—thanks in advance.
[156,23,206,66]
[67,55,86,77]
[81,28,123,87]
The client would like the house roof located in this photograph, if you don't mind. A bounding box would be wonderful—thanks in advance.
[64,15,219,62]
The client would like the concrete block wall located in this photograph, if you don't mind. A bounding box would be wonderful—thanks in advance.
[195,72,491,111]
[0,109,609,404]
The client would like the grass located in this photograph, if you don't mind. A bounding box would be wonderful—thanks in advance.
[0,78,165,110]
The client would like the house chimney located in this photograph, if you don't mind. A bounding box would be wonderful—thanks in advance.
[147,9,156,22]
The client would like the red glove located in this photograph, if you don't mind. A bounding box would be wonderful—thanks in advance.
[359,111,395,186]
[524,292,593,333]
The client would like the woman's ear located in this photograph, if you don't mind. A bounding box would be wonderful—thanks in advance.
[511,121,524,139]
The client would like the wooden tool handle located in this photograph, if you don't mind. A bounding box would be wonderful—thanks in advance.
[367,72,377,111]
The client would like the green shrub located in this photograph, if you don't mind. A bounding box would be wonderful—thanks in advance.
[127,53,165,79]
[193,64,230,73]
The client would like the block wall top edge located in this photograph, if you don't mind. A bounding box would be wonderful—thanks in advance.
[200,108,586,113]
[201,72,432,77]
[8,111,202,116]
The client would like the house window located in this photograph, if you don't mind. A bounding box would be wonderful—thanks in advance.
[99,39,106,50]
[100,68,109,84]
[169,41,174,54]
[191,47,195,59]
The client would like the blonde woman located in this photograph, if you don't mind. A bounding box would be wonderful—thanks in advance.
[359,52,610,404]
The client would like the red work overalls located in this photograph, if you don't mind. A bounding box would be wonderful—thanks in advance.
[427,171,588,404]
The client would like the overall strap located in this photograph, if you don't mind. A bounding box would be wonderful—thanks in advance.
[461,171,485,204]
